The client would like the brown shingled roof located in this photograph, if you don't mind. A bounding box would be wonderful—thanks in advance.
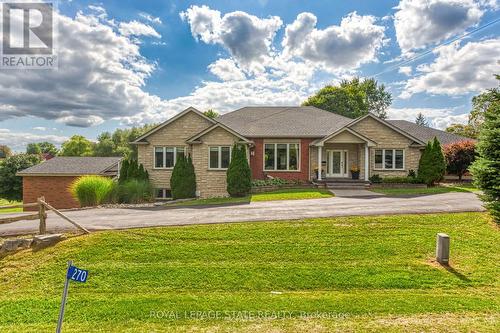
[387,120,475,145]
[17,157,122,176]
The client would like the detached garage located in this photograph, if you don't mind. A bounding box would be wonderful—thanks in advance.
[17,157,121,210]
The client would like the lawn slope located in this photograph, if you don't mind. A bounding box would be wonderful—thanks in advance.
[0,212,498,332]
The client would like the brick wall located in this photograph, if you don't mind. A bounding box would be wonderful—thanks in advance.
[23,176,80,211]
[250,138,312,181]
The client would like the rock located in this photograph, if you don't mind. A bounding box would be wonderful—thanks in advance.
[32,234,65,250]
[0,238,33,253]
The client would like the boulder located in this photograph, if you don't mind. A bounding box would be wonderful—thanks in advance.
[32,234,65,251]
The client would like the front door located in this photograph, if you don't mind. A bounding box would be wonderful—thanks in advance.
[326,150,348,178]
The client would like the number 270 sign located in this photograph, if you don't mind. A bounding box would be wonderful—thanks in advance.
[66,265,88,283]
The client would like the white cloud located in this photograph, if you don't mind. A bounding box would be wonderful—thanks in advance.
[180,5,282,66]
[281,12,386,71]
[0,8,167,127]
[388,107,468,129]
[398,66,412,76]
[400,38,500,98]
[0,129,68,151]
[208,58,246,81]
[32,127,47,131]
[394,0,484,54]
[118,20,161,38]
[139,12,162,25]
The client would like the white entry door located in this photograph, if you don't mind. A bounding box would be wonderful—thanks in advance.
[326,150,348,177]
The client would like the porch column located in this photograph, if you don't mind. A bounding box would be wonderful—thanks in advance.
[364,144,369,181]
[317,146,322,181]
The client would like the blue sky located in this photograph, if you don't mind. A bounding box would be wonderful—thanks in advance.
[1,0,499,151]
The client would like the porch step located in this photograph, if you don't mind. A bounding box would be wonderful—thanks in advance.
[322,181,371,190]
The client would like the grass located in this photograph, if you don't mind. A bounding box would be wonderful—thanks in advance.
[0,212,498,332]
[166,188,333,207]
[371,183,480,196]
[0,197,22,214]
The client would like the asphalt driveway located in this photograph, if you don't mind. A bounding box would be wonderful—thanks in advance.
[0,192,485,236]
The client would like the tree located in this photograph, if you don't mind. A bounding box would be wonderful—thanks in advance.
[445,124,477,139]
[415,112,429,127]
[204,109,219,119]
[470,89,500,223]
[38,142,58,156]
[443,140,476,181]
[446,75,499,139]
[303,77,392,119]
[94,132,117,157]
[0,154,42,200]
[170,155,196,199]
[226,144,252,197]
[0,145,12,159]
[417,138,446,186]
[59,135,94,156]
[26,143,42,155]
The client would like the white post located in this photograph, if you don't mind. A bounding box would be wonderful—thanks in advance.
[317,146,322,181]
[364,144,369,181]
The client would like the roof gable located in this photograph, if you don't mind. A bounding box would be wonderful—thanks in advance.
[186,122,252,144]
[312,127,377,146]
[347,113,426,146]
[132,107,216,143]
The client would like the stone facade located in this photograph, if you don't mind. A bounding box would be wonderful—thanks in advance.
[191,127,242,198]
[137,111,213,190]
[350,116,422,178]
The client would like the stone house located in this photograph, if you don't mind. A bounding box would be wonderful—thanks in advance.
[132,106,470,198]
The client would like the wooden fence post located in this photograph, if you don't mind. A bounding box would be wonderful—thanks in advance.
[38,196,47,234]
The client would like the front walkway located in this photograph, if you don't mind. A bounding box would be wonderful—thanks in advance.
[0,192,485,236]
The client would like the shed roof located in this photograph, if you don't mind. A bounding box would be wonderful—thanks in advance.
[17,157,122,176]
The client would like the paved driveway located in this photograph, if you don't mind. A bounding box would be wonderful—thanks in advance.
[0,192,485,236]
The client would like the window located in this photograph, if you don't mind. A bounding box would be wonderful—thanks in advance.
[154,147,185,168]
[264,143,300,171]
[155,188,172,199]
[209,146,231,169]
[374,149,404,170]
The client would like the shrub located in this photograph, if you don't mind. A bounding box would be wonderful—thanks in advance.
[418,138,446,186]
[227,145,252,197]
[251,178,297,187]
[0,154,41,200]
[443,140,476,180]
[70,176,117,207]
[408,169,417,178]
[119,159,129,183]
[381,176,423,184]
[119,159,148,183]
[118,179,153,204]
[470,96,500,223]
[369,174,382,183]
[170,155,196,199]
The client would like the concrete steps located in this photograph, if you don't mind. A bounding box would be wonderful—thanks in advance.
[316,178,371,190]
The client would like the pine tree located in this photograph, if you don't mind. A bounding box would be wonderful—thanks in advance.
[227,145,252,197]
[170,155,196,199]
[415,112,429,127]
[470,98,500,223]
[432,137,446,182]
[119,159,129,183]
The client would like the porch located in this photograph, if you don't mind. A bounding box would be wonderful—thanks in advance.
[310,128,376,182]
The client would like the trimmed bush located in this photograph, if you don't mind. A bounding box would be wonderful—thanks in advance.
[118,179,153,204]
[119,159,129,183]
[227,145,251,197]
[70,176,117,207]
[369,174,382,183]
[119,159,148,183]
[470,98,500,223]
[252,177,298,187]
[418,138,446,186]
[381,176,423,184]
[170,155,196,199]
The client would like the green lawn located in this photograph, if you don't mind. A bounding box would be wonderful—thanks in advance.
[371,183,480,196]
[0,212,498,332]
[166,188,333,207]
[0,198,22,214]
